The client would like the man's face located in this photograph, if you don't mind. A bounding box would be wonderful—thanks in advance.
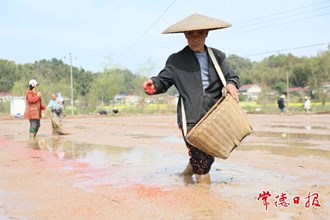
[184,30,208,53]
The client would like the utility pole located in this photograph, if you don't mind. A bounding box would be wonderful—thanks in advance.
[286,71,290,112]
[69,53,74,115]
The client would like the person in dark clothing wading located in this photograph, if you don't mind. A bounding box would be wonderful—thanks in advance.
[143,14,240,184]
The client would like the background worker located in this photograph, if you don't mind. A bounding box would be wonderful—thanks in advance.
[24,79,46,141]
[47,93,63,120]
[304,96,311,113]
[277,95,286,115]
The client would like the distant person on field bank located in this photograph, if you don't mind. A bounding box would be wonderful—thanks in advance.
[304,96,311,113]
[24,79,46,141]
[143,14,239,184]
[277,95,285,115]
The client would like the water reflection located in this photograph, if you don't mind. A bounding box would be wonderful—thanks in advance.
[128,133,184,144]
[41,137,133,167]
[30,136,186,187]
[3,120,330,188]
[270,125,328,130]
[239,128,330,159]
[238,144,330,159]
[254,131,330,141]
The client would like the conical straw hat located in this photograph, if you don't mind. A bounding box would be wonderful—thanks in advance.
[162,13,231,34]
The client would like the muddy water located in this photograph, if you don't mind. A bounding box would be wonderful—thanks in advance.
[3,115,329,188]
[240,130,330,159]
[36,137,187,188]
[1,114,330,219]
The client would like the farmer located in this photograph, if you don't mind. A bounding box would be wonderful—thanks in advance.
[47,93,63,119]
[277,95,286,115]
[24,79,46,141]
[143,14,239,183]
[304,96,311,113]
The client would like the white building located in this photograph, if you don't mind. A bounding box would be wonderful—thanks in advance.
[10,96,25,117]
[239,84,261,101]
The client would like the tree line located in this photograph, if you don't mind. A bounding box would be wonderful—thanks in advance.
[0,46,329,111]
[228,46,329,104]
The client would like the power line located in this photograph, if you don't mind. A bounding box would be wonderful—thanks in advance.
[113,0,177,64]
[219,11,330,37]
[69,0,329,70]
[232,5,330,30]
[128,0,330,47]
[73,0,329,57]
[102,8,330,56]
[233,0,330,26]
[242,42,330,58]
[111,3,330,55]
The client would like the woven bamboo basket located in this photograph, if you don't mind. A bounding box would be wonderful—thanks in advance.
[186,94,252,159]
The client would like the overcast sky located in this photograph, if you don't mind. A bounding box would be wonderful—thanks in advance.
[1,0,330,75]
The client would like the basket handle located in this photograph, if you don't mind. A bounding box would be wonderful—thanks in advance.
[181,47,227,136]
[207,47,227,87]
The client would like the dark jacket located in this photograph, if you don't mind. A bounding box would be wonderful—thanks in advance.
[151,45,240,129]
[278,98,285,109]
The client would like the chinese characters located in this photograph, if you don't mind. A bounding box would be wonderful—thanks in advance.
[257,191,322,210]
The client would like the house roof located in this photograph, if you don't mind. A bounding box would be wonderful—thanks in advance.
[321,82,330,86]
[288,87,308,92]
[0,92,11,97]
[239,84,258,91]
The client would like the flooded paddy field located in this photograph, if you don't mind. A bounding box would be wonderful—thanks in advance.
[0,114,329,219]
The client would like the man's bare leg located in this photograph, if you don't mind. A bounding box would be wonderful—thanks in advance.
[195,173,211,184]
[181,163,211,184]
[181,162,193,176]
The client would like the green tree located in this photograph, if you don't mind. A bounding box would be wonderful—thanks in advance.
[227,55,254,85]
[87,68,125,108]
[0,59,17,92]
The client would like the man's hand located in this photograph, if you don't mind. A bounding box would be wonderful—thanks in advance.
[224,84,239,102]
[143,79,156,95]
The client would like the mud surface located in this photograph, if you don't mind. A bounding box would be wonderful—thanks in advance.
[0,114,329,219]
